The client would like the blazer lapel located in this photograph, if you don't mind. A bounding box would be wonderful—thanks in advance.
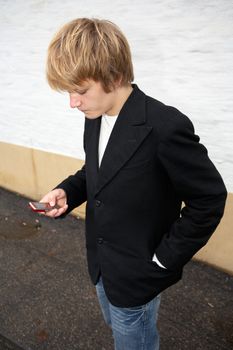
[95,86,152,196]
[85,116,101,194]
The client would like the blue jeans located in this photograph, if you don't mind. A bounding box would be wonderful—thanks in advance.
[96,277,161,350]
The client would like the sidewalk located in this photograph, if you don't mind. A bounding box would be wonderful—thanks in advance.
[0,186,232,350]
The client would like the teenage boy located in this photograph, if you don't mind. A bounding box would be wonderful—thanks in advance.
[40,18,227,350]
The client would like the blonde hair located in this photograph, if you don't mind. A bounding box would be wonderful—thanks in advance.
[46,18,134,92]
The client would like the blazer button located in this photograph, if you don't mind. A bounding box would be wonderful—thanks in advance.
[97,237,103,244]
[95,200,101,207]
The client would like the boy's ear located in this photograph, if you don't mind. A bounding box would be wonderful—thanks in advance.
[107,76,123,92]
[115,76,123,88]
[110,76,123,90]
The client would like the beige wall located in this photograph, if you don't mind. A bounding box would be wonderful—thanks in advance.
[0,141,86,218]
[0,141,232,274]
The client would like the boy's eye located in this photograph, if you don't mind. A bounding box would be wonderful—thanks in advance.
[77,89,87,95]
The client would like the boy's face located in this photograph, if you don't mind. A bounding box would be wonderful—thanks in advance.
[69,80,121,118]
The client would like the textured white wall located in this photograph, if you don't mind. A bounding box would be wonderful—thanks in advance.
[0,0,232,190]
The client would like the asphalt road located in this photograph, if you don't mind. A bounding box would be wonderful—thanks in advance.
[0,187,232,350]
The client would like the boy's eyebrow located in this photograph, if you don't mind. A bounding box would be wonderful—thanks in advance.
[77,88,88,93]
[75,84,90,93]
[69,86,88,94]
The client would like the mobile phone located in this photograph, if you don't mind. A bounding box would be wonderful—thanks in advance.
[29,202,55,213]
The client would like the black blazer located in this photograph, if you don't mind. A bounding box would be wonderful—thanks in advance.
[57,85,227,307]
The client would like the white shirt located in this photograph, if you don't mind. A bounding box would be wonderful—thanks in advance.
[98,113,166,269]
[98,114,118,167]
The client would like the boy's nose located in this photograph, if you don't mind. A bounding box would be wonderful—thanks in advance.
[69,94,81,108]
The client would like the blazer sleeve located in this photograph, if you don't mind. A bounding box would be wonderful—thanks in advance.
[155,110,227,270]
[55,164,87,215]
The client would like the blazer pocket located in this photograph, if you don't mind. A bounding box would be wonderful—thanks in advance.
[149,259,167,270]
[147,259,171,273]
[123,157,152,170]
[146,258,183,287]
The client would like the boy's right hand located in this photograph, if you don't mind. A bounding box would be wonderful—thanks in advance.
[40,188,68,218]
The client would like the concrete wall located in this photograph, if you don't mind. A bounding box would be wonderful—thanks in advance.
[0,141,86,218]
[0,141,232,275]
